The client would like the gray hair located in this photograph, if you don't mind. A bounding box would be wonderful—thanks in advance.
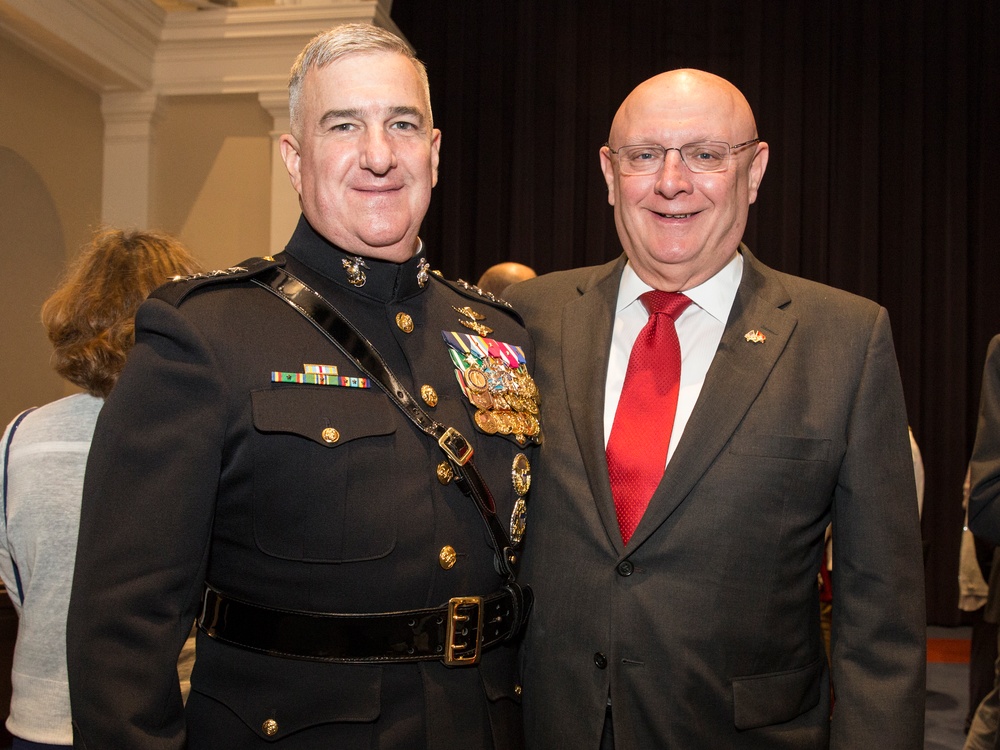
[288,23,432,136]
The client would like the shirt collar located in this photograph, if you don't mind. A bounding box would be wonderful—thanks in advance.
[618,251,744,323]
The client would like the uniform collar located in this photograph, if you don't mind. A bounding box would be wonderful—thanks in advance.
[283,215,430,304]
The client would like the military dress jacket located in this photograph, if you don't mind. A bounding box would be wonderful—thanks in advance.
[67,217,539,750]
[505,247,926,750]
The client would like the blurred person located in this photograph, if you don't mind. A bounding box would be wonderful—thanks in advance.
[67,23,537,750]
[963,335,1000,749]
[477,262,537,298]
[0,228,200,750]
[506,68,925,748]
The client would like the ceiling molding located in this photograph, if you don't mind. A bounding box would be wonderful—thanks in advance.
[0,0,399,95]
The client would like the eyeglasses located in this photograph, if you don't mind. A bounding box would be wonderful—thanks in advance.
[605,139,761,175]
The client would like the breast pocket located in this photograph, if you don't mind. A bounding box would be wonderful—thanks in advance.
[250,387,398,563]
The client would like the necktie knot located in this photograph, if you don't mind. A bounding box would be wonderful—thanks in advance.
[642,290,692,321]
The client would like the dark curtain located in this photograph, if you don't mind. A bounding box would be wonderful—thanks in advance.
[392,0,1000,623]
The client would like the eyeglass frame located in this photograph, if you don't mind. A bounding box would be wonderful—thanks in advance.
[604,138,761,175]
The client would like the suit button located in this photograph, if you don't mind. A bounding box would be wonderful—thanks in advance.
[262,718,278,736]
[594,652,608,669]
[617,560,634,577]
[439,545,457,570]
[321,427,340,443]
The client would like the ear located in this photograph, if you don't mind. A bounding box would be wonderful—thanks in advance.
[747,141,769,204]
[599,146,616,206]
[279,134,303,194]
[430,128,442,187]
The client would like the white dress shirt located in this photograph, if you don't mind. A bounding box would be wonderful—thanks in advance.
[603,252,744,466]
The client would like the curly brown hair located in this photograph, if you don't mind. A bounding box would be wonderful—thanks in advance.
[41,228,202,398]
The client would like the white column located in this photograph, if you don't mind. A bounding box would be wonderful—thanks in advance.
[100,92,160,229]
[258,90,300,254]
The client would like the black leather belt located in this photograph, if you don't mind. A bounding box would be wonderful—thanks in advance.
[197,584,532,666]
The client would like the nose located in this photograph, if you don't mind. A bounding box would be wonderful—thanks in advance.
[654,149,694,199]
[360,128,396,175]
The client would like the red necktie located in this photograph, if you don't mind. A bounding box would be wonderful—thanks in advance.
[607,291,692,545]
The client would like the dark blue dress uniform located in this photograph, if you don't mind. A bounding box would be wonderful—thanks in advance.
[67,217,539,749]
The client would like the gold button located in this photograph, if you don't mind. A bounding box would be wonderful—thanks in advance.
[262,718,278,736]
[321,427,340,443]
[395,312,414,333]
[421,384,438,407]
[436,461,454,485]
[439,545,457,570]
[262,255,275,261]
[514,684,523,696]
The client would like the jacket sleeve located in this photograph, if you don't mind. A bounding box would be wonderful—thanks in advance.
[67,298,226,750]
[829,307,926,749]
[969,335,1000,546]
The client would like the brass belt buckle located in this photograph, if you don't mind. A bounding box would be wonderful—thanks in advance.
[439,427,474,466]
[444,596,483,666]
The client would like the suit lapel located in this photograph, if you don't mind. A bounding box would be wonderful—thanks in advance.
[626,249,797,551]
[561,257,627,552]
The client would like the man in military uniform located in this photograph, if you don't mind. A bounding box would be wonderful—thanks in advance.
[67,24,538,749]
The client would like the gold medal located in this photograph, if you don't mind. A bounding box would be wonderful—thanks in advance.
[494,410,515,435]
[466,366,489,391]
[470,389,494,410]
[475,409,499,434]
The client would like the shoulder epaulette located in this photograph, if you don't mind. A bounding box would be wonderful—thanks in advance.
[428,270,525,325]
[152,255,286,308]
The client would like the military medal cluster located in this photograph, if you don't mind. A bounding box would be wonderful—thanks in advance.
[444,309,542,448]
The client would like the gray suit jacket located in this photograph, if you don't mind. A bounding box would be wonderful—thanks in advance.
[505,247,925,749]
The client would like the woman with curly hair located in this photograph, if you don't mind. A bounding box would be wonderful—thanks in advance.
[0,228,200,749]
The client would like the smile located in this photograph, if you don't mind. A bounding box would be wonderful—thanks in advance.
[653,211,694,219]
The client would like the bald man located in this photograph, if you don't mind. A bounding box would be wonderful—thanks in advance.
[505,69,925,748]
[477,262,537,297]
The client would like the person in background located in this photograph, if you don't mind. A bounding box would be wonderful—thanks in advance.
[477,262,537,298]
[506,67,925,748]
[962,334,1000,749]
[0,228,200,750]
[67,23,537,750]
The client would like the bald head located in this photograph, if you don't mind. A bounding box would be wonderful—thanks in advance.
[610,69,758,150]
[477,262,537,297]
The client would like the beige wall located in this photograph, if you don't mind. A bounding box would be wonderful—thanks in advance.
[1,39,279,427]
[152,94,273,270]
[0,39,103,425]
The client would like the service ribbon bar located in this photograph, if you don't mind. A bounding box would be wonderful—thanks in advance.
[271,371,370,388]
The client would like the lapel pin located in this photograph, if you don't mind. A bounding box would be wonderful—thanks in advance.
[744,330,766,344]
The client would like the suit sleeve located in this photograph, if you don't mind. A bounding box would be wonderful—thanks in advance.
[67,299,226,749]
[969,335,1000,545]
[829,307,926,749]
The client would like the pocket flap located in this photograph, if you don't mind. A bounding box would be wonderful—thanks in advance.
[731,657,823,730]
[252,387,395,447]
[192,642,382,739]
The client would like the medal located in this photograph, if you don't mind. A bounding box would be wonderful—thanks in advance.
[510,497,527,546]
